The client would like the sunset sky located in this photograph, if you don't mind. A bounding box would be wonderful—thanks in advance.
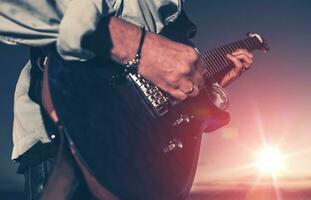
[184,0,311,193]
[0,0,310,198]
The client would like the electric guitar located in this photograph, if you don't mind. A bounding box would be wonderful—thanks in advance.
[43,21,269,199]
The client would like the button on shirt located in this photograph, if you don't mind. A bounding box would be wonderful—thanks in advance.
[0,0,184,159]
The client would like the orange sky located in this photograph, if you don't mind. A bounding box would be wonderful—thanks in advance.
[192,62,311,190]
[185,1,311,193]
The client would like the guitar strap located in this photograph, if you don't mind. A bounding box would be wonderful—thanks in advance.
[29,47,44,104]
[40,128,79,200]
[160,10,197,46]
[41,58,118,200]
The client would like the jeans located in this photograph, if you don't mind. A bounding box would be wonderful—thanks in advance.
[23,156,95,200]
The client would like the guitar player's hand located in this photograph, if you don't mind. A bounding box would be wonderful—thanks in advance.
[103,17,205,100]
[98,17,205,101]
[138,32,206,101]
[219,49,254,87]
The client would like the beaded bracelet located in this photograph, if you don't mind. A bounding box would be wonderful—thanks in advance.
[124,25,146,74]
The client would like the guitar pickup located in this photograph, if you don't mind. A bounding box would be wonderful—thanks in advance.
[127,73,170,117]
[157,97,168,104]
[154,92,163,99]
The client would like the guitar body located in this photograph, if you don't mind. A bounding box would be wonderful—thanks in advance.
[46,55,230,199]
[44,14,268,199]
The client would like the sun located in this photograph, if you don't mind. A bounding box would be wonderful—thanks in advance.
[256,146,284,175]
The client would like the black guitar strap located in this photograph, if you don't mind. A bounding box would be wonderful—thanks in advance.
[160,10,197,46]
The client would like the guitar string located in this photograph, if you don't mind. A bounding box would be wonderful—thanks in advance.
[198,37,261,86]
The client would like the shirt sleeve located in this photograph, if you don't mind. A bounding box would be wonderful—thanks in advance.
[0,0,117,61]
[57,0,116,61]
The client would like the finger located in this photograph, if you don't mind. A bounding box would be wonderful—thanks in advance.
[226,54,244,77]
[220,67,242,87]
[169,89,188,101]
[232,49,253,58]
[232,53,253,69]
[190,57,206,88]
[227,54,243,68]
[186,84,200,97]
[154,82,186,100]
[179,79,195,94]
[178,79,200,97]
[190,70,205,89]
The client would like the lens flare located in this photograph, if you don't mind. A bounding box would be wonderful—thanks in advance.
[257,146,283,175]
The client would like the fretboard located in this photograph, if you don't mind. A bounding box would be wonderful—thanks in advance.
[199,36,263,78]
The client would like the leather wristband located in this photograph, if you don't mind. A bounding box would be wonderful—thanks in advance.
[124,25,146,74]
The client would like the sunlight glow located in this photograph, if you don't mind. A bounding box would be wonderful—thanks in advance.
[257,146,283,175]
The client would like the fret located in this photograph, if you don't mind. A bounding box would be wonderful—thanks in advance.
[201,52,217,77]
[207,53,220,74]
[237,40,247,50]
[244,39,254,50]
[201,52,212,69]
[235,42,241,49]
[238,40,250,51]
[200,53,214,77]
[219,46,229,57]
[228,43,235,52]
[245,38,256,51]
[225,45,233,54]
[204,65,214,79]
[219,48,230,65]
[213,48,229,68]
[224,45,234,68]
[247,38,256,50]
[220,48,231,66]
[251,38,260,49]
[210,49,226,71]
[220,46,233,68]
[250,38,261,50]
[218,47,230,66]
[210,49,222,73]
[203,51,219,74]
[232,42,239,50]
[207,48,229,73]
[240,40,251,51]
[232,42,240,51]
[250,38,258,49]
[199,35,264,79]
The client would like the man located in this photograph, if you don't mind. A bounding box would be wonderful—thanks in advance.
[0,0,253,199]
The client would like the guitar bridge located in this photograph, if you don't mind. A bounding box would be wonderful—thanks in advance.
[127,73,170,117]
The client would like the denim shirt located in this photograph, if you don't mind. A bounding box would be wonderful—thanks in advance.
[0,0,184,159]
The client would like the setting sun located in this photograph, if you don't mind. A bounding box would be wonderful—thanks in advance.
[257,146,284,175]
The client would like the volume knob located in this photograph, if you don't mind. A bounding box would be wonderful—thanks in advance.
[163,139,183,153]
[172,114,194,127]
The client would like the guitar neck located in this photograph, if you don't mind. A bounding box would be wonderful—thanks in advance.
[199,36,264,78]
